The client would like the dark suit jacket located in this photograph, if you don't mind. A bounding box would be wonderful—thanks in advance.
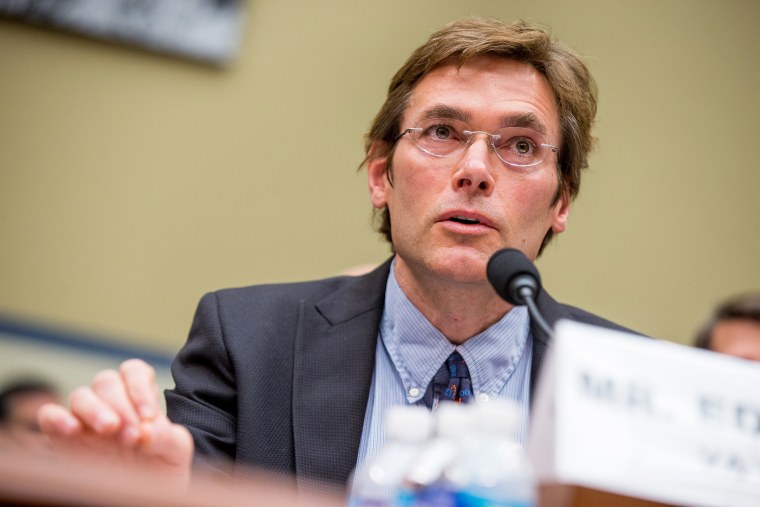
[165,258,630,489]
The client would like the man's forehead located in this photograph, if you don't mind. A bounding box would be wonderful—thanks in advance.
[403,57,559,133]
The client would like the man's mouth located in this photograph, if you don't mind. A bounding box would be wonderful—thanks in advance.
[449,216,481,225]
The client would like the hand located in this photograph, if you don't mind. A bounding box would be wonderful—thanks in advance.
[37,359,194,487]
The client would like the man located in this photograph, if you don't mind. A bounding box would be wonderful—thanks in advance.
[694,293,760,362]
[38,18,631,490]
[0,378,59,456]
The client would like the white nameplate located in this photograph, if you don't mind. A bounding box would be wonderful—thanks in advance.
[528,320,760,507]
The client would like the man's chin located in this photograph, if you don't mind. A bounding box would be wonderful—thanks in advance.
[428,248,491,283]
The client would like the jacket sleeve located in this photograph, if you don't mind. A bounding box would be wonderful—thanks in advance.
[165,291,238,475]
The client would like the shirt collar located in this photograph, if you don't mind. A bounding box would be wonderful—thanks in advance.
[380,259,531,403]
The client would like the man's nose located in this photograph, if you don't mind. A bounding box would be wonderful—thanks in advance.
[452,133,496,195]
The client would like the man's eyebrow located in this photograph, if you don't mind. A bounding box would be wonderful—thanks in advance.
[418,105,471,123]
[417,107,548,135]
[499,112,548,135]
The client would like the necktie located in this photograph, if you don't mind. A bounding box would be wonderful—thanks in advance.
[424,351,473,408]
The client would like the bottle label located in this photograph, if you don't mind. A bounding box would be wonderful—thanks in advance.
[454,491,534,507]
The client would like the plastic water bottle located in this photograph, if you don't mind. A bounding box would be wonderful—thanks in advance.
[396,402,473,507]
[444,399,536,507]
[348,405,433,507]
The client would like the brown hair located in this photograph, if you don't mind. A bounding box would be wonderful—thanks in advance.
[364,18,598,255]
[694,293,760,350]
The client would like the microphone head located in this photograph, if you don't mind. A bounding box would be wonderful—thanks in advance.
[486,248,542,305]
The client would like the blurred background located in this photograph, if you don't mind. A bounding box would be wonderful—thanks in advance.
[1,0,758,394]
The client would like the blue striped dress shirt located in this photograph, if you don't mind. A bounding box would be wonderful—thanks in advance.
[355,260,533,468]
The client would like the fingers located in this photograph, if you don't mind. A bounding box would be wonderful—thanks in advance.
[140,418,194,466]
[38,402,83,437]
[38,402,107,461]
[90,369,141,445]
[132,418,194,487]
[120,359,160,421]
[83,359,160,445]
[36,360,193,482]
[41,359,161,447]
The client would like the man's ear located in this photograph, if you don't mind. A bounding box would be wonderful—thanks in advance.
[367,141,391,209]
[550,189,571,234]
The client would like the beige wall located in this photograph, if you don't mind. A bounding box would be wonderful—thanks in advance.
[1,0,758,358]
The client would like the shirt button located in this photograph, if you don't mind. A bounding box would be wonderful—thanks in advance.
[478,393,490,402]
[409,387,421,397]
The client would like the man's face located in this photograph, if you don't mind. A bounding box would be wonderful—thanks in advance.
[711,319,760,362]
[368,56,569,285]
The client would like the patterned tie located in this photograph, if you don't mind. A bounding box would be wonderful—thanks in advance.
[424,351,473,408]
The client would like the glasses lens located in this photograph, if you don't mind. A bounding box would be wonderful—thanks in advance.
[411,123,466,157]
[493,128,550,167]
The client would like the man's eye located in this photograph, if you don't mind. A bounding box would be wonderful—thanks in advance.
[425,125,455,140]
[435,126,451,139]
[516,140,532,154]
[505,137,536,155]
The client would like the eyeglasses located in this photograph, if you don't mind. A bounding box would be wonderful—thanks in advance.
[394,121,558,168]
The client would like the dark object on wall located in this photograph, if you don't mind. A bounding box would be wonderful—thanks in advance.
[0,0,244,65]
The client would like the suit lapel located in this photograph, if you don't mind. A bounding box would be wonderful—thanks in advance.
[292,260,391,487]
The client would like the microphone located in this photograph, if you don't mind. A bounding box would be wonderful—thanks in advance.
[486,248,553,337]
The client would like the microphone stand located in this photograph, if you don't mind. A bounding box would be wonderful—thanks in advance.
[518,286,553,338]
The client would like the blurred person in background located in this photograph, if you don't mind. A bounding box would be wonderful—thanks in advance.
[694,293,760,362]
[0,377,59,456]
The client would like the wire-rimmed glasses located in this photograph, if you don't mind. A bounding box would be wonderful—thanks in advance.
[395,121,558,168]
